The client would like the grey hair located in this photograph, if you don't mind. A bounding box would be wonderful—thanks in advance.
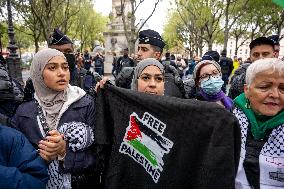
[246,58,284,86]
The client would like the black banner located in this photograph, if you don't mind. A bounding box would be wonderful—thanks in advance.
[95,85,241,189]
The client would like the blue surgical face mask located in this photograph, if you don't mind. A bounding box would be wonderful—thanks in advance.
[200,76,224,95]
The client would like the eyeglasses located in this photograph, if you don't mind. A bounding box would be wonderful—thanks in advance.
[199,70,221,81]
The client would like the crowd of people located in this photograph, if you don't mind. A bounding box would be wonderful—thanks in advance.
[0,26,283,189]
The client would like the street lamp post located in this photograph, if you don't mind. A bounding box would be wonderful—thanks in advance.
[6,0,22,82]
[0,33,3,54]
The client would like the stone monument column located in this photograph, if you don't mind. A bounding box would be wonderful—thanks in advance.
[103,0,131,75]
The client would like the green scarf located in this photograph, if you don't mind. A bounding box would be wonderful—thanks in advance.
[234,93,284,140]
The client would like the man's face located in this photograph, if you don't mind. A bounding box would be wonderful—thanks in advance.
[136,44,161,63]
[49,43,74,54]
[123,50,129,56]
[250,44,275,62]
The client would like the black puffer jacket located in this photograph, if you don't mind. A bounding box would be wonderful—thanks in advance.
[0,64,24,125]
[228,63,250,99]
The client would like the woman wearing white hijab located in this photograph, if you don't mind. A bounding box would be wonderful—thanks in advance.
[11,48,98,189]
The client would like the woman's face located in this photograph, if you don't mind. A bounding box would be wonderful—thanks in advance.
[244,69,284,116]
[42,56,70,91]
[198,64,221,86]
[137,65,164,96]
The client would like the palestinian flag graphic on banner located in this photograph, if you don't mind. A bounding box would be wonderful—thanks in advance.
[119,112,174,183]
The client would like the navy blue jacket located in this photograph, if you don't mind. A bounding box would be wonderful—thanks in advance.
[11,94,96,174]
[0,124,48,189]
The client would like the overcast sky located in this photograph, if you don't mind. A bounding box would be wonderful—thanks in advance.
[93,0,173,34]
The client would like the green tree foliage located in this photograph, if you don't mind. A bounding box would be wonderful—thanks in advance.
[14,24,34,52]
[12,0,44,52]
[2,0,107,52]
[0,21,33,55]
[69,1,108,51]
[166,0,223,56]
[164,0,284,57]
[162,11,184,52]
[0,22,8,51]
[222,0,249,51]
[244,0,283,40]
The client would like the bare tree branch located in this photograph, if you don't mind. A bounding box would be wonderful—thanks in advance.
[134,0,145,13]
[121,0,130,44]
[137,0,160,32]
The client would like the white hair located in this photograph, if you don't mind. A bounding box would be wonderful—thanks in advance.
[246,58,284,86]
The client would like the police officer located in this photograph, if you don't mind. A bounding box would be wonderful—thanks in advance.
[48,28,78,86]
[0,57,23,125]
[115,29,185,98]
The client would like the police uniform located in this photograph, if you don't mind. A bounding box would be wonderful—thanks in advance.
[115,29,185,98]
[48,28,78,86]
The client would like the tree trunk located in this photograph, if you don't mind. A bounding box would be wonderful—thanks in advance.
[121,0,131,52]
[35,40,39,53]
[188,39,193,58]
[277,26,282,37]
[198,38,203,56]
[223,0,230,51]
[193,37,198,56]
[129,12,136,54]
[129,39,136,55]
[234,35,239,55]
[197,29,203,56]
[32,33,40,53]
[18,47,22,58]
[278,11,284,36]
[208,39,213,51]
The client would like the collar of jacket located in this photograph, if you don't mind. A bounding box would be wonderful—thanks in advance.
[16,95,91,118]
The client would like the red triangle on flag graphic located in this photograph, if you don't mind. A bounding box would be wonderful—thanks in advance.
[125,115,142,141]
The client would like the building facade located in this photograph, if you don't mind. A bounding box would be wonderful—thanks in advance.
[203,35,284,60]
[202,37,251,60]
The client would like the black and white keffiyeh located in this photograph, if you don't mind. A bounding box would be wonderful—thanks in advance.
[58,121,95,152]
[47,161,71,189]
[46,121,94,189]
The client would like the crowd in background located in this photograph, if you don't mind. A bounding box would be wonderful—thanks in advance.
[0,26,283,189]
